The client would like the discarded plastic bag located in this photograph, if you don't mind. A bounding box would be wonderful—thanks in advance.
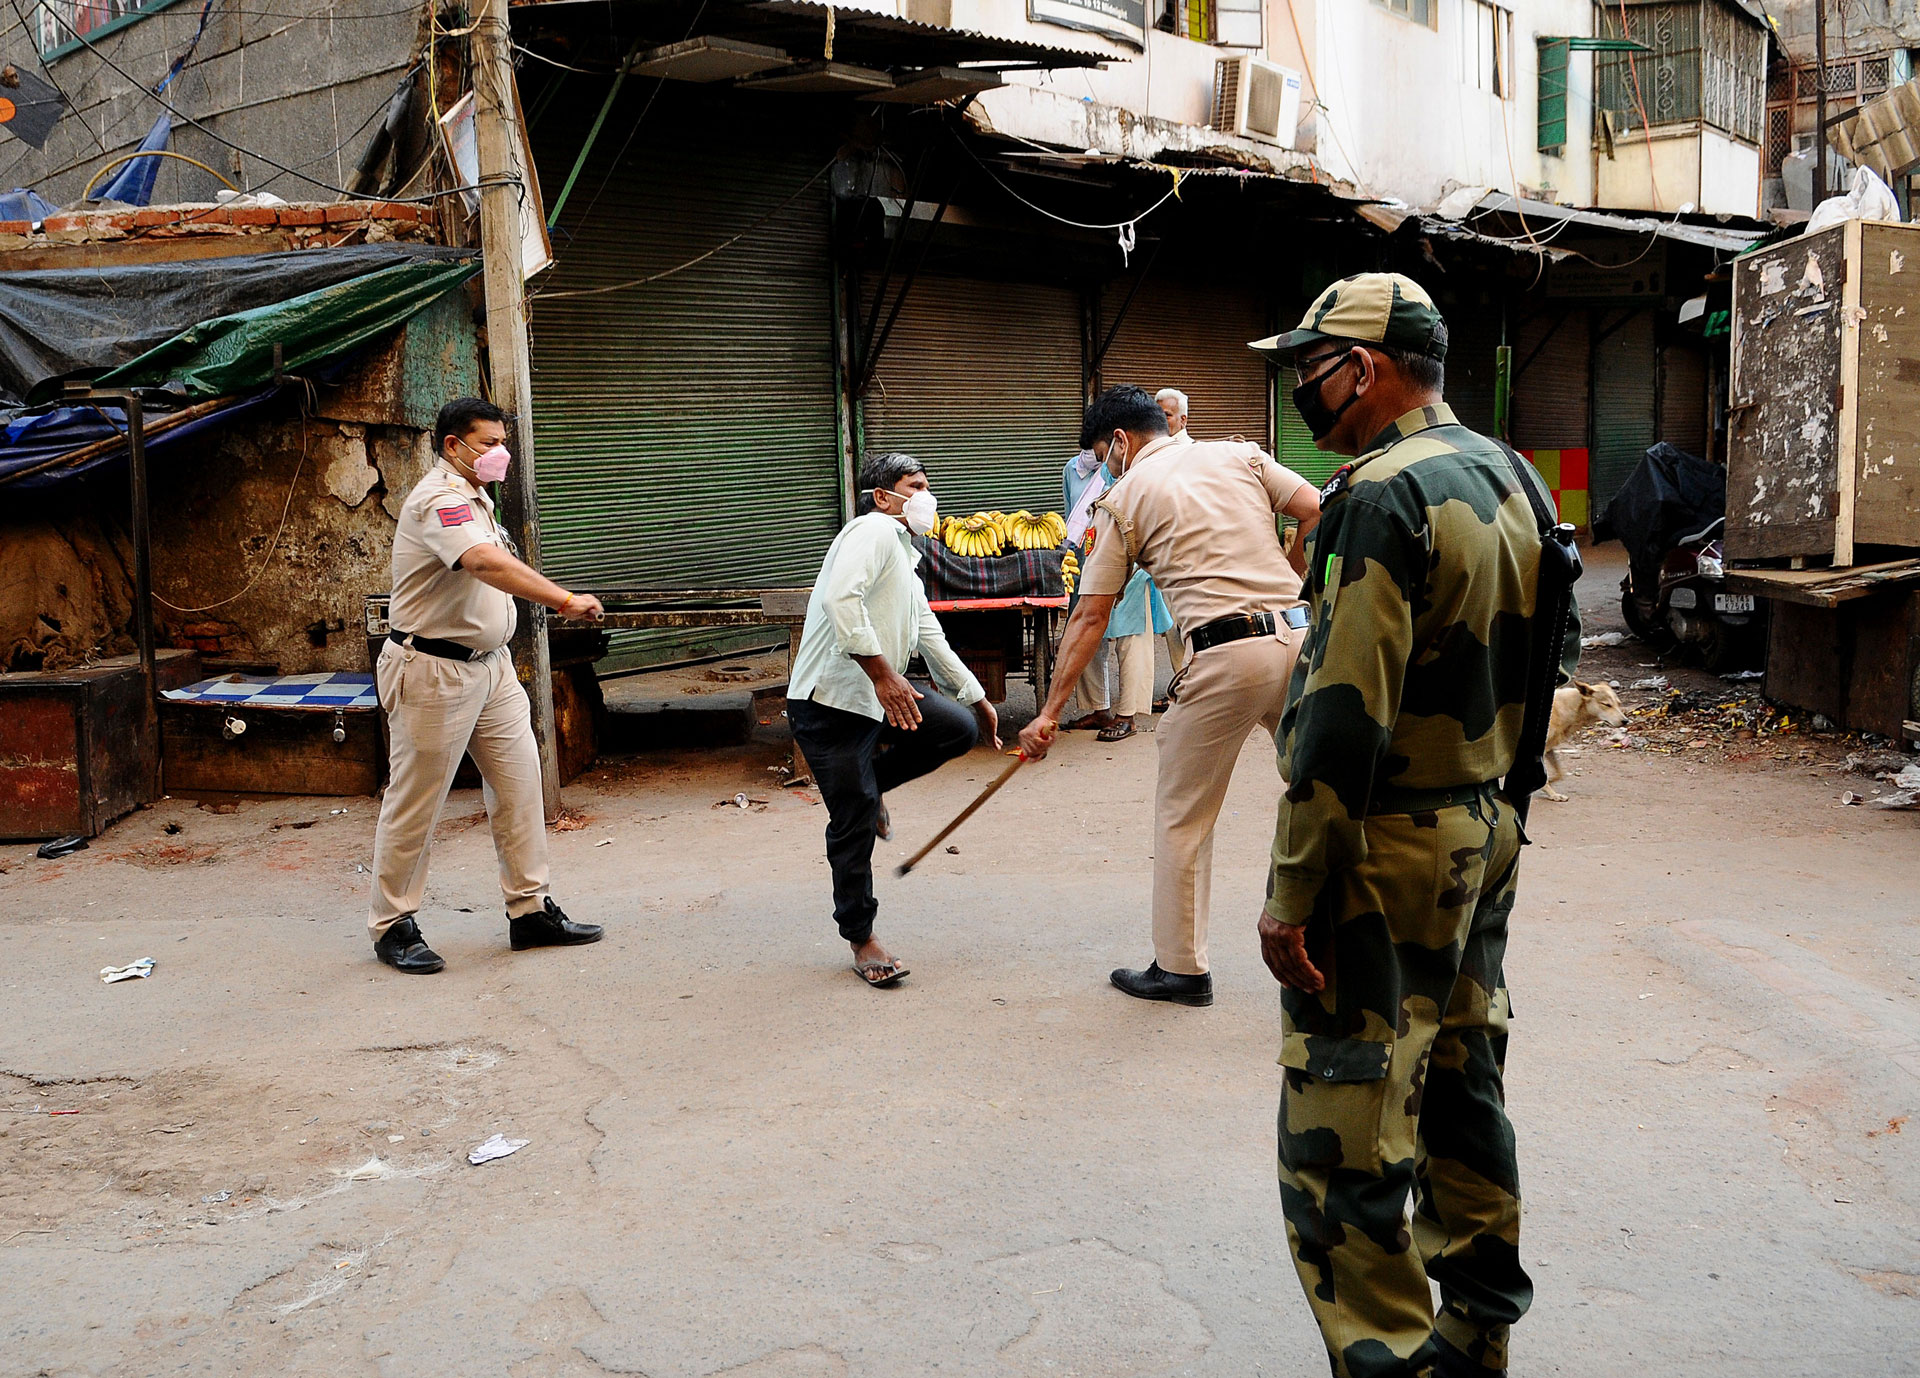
[468,1133,528,1165]
[100,958,154,984]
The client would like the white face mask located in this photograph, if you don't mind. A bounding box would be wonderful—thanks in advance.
[900,488,938,537]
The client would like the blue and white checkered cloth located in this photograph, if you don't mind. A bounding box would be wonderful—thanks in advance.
[164,672,378,710]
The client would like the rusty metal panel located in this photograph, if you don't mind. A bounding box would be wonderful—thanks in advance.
[315,290,482,431]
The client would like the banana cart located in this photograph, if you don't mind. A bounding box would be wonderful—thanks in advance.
[926,595,1067,705]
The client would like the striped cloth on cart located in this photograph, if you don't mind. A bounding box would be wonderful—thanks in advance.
[913,538,1066,602]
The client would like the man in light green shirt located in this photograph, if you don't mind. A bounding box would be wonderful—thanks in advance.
[788,452,999,988]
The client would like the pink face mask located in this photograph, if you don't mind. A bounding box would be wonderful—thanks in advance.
[472,444,512,483]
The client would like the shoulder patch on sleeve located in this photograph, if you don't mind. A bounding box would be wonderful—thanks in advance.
[435,503,475,528]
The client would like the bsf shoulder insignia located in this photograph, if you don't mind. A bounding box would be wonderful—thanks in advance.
[436,503,475,528]
[1319,465,1356,503]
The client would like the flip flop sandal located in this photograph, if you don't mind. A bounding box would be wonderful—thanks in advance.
[1151,697,1170,714]
[854,958,909,987]
[1096,722,1136,742]
[1062,715,1114,732]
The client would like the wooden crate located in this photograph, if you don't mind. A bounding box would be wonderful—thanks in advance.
[160,700,384,797]
[0,654,186,840]
[1726,219,1920,564]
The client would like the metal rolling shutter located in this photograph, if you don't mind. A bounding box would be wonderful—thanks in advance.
[1591,310,1658,520]
[1660,340,1709,457]
[1443,306,1502,436]
[1099,280,1272,448]
[1510,308,1590,449]
[529,127,841,665]
[862,275,1085,515]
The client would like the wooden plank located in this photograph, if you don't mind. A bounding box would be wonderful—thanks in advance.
[758,589,813,622]
[1765,602,1848,721]
[583,587,812,606]
[1727,556,1920,607]
[1835,218,1863,566]
[590,610,774,629]
[1853,222,1920,550]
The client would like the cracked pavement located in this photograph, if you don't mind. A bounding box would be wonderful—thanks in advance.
[3,553,1917,1375]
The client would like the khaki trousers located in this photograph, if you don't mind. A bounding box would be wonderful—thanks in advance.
[1152,631,1299,974]
[368,640,550,937]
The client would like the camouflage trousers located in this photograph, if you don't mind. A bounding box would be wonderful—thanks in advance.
[1277,789,1530,1378]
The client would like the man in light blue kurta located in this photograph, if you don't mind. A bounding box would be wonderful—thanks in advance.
[1062,448,1175,739]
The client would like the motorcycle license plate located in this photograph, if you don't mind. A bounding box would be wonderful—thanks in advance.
[1714,593,1756,614]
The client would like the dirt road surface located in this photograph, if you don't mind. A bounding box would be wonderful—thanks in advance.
[4,549,1917,1376]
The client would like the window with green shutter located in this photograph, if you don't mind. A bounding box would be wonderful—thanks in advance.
[1538,37,1570,153]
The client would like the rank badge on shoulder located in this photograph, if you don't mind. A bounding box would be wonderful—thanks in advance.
[436,503,475,527]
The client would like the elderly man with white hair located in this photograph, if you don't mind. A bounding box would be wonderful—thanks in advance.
[1155,388,1192,440]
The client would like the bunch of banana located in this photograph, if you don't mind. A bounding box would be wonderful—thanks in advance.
[1061,550,1080,596]
[944,512,1007,557]
[1005,510,1068,550]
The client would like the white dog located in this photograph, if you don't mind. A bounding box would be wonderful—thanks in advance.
[1541,680,1627,801]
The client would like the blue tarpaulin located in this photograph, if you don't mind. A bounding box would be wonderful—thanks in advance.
[0,391,282,491]
[90,113,173,207]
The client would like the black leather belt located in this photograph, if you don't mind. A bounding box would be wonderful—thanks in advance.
[389,629,481,662]
[1187,606,1310,653]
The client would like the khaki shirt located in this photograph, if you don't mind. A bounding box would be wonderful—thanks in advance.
[388,462,517,652]
[1079,434,1310,633]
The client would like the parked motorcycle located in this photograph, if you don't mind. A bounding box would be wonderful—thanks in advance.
[1595,442,1765,673]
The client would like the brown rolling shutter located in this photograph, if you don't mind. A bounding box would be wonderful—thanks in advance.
[1098,280,1272,448]
[862,275,1086,515]
[1511,308,1591,450]
[1660,340,1709,458]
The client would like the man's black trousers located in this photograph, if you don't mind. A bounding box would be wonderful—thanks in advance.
[788,690,978,945]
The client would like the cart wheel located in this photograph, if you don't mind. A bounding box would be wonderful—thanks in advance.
[1032,616,1053,704]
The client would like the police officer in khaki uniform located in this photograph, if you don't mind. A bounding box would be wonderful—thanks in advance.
[367,397,606,974]
[1019,386,1321,1006]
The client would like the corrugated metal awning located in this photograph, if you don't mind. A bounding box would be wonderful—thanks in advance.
[1439,191,1773,254]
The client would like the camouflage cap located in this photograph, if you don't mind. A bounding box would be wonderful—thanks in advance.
[1248,272,1449,362]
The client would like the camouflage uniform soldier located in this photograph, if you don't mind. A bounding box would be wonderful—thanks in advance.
[1247,274,1579,1378]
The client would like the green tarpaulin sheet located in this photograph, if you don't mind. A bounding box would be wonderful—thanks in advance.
[97,253,480,398]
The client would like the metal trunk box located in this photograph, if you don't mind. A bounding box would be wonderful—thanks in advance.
[1727,219,1920,564]
[0,653,181,840]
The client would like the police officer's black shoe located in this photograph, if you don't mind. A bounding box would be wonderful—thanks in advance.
[374,917,444,974]
[509,897,603,951]
[1110,961,1212,1006]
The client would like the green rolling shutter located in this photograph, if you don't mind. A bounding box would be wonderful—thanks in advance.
[1276,390,1340,491]
[529,117,842,666]
[862,275,1086,515]
[1591,310,1657,521]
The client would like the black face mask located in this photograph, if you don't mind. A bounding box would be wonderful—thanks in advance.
[1291,350,1360,441]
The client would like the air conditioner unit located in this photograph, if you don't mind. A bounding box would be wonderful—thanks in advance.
[1212,56,1302,150]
